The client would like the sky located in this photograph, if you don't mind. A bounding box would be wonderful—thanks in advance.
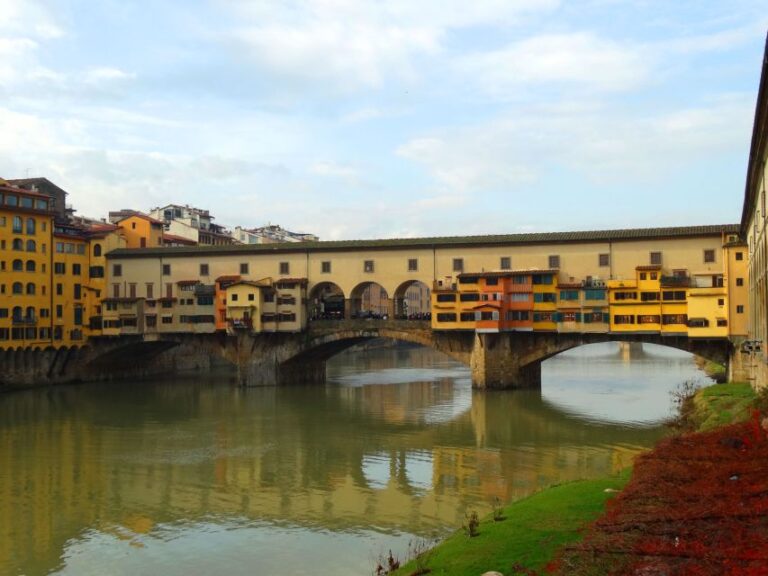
[0,0,766,240]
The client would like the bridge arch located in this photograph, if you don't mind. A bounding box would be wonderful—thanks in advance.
[393,280,431,320]
[349,282,390,319]
[309,281,346,320]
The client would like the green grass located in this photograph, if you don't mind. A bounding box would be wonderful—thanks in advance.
[390,470,631,576]
[691,382,757,431]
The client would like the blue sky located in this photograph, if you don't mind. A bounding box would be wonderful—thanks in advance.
[0,1,766,239]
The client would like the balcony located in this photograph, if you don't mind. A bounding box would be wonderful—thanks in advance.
[12,316,37,325]
[228,317,253,330]
[661,275,691,288]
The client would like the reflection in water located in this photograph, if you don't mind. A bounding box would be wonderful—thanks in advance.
[0,343,702,576]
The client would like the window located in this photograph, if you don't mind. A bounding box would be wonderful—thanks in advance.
[452,258,464,272]
[113,264,122,277]
[506,310,530,321]
[248,293,255,301]
[718,298,725,306]
[408,259,418,272]
[548,255,560,269]
[638,315,660,324]
[74,284,82,299]
[703,249,715,263]
[533,293,556,303]
[12,216,22,233]
[54,262,65,274]
[127,283,135,298]
[613,315,635,324]
[89,266,104,278]
[614,291,637,300]
[12,260,22,272]
[584,289,606,300]
[459,293,480,302]
[26,218,35,235]
[717,319,728,327]
[640,292,659,302]
[321,261,331,273]
[279,262,289,275]
[162,264,171,276]
[436,294,456,302]
[599,253,610,267]
[509,293,529,302]
[240,263,249,274]
[736,278,744,287]
[113,284,120,298]
[146,283,154,299]
[26,283,35,295]
[737,305,744,314]
[500,257,511,270]
[72,264,81,275]
[650,251,662,265]
[231,294,239,301]
[200,263,209,276]
[162,316,173,324]
[436,313,457,322]
[364,260,374,272]
[93,244,102,257]
[639,272,647,280]
[25,260,35,272]
[26,240,35,252]
[56,305,63,319]
[560,290,579,301]
[662,290,686,301]
[662,314,687,325]
[12,238,22,251]
[56,283,62,296]
[736,252,744,261]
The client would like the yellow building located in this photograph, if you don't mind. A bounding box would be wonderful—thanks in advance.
[532,271,557,331]
[225,278,308,333]
[52,223,90,346]
[724,241,749,337]
[0,183,55,349]
[114,213,164,249]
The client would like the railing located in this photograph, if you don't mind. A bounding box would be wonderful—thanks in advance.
[228,318,253,329]
[660,275,691,287]
[12,316,37,325]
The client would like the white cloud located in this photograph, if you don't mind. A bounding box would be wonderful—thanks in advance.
[459,33,651,97]
[223,0,559,91]
[83,67,136,84]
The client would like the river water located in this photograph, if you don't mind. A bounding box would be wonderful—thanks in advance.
[0,342,713,576]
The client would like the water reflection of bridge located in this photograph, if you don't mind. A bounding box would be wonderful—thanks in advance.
[0,375,662,575]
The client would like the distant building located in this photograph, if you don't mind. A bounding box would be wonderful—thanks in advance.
[108,210,165,249]
[149,204,234,246]
[233,224,318,244]
[7,177,69,221]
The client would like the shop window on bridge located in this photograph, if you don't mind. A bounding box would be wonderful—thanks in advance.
[512,275,528,284]
[436,293,456,302]
[688,318,709,328]
[585,289,606,300]
[614,291,637,301]
[458,276,478,284]
[560,290,579,301]
[662,290,686,301]
[614,315,635,324]
[638,315,660,324]
[641,292,660,302]
[532,274,552,285]
[485,277,499,286]
[533,293,556,303]
[717,318,728,327]
[479,311,498,321]
[261,313,276,323]
[460,293,480,302]
[436,313,457,322]
[506,310,530,321]
[534,312,554,322]
[278,312,296,322]
[500,257,511,270]
[583,311,606,323]
[460,312,475,322]
[509,293,528,302]
[662,314,687,325]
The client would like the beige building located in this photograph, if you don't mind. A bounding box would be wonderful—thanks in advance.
[105,225,743,336]
[741,35,768,389]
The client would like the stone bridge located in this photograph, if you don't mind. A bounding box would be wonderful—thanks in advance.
[0,320,740,391]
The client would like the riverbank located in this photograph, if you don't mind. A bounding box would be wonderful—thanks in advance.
[392,382,767,576]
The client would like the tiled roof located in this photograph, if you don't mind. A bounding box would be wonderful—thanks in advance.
[107,224,740,259]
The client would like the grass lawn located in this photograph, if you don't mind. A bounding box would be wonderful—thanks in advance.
[690,381,756,430]
[390,470,631,576]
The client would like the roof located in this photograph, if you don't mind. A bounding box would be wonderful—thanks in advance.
[226,280,271,289]
[106,224,740,259]
[458,269,559,279]
[215,275,241,283]
[742,32,768,234]
[163,233,197,245]
[6,177,68,197]
[275,277,308,286]
[176,280,201,286]
[636,265,662,271]
[115,212,164,226]
[0,184,50,199]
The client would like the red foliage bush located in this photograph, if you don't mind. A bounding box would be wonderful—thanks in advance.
[549,412,768,575]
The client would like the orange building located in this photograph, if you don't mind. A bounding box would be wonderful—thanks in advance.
[114,213,164,248]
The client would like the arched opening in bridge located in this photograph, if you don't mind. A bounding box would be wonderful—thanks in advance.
[539,342,719,426]
[309,282,346,320]
[393,280,431,320]
[349,282,390,319]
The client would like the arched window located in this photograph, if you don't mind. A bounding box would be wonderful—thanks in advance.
[26,283,35,295]
[12,306,22,321]
[12,239,23,251]
[93,244,102,257]
[12,282,22,295]
[26,218,35,235]
[25,306,35,320]
[12,259,22,271]
[25,260,35,272]
[26,240,36,252]
[12,216,22,233]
